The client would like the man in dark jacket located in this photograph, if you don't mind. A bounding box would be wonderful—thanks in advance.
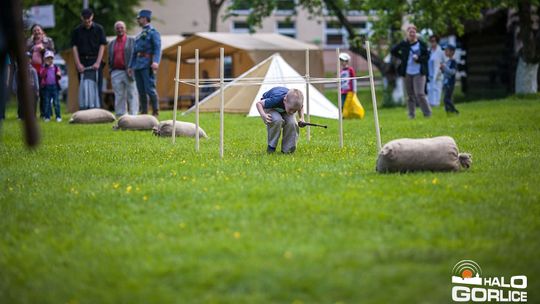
[391,25,431,119]
[71,8,107,108]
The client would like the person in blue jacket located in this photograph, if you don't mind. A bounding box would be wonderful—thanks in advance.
[440,44,459,114]
[129,9,161,117]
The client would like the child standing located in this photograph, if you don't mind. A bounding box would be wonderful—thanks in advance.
[339,52,357,109]
[40,50,62,122]
[256,87,304,154]
[13,52,40,119]
[440,45,459,114]
[24,56,40,119]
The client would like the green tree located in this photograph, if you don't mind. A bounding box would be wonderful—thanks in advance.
[226,0,536,99]
[22,0,158,51]
[410,0,540,94]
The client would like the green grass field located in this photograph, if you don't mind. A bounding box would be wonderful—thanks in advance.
[1,95,539,303]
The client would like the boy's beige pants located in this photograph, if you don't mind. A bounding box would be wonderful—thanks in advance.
[266,109,298,153]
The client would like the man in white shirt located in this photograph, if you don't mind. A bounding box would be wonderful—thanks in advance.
[427,35,446,107]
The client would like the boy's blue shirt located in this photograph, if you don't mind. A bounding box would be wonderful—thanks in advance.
[262,86,288,113]
[442,58,457,86]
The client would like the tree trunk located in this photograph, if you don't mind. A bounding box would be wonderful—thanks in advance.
[209,7,218,32]
[322,0,404,106]
[1,0,40,147]
[517,1,537,62]
[208,0,225,32]
[323,0,386,71]
[515,0,540,93]
[515,56,538,94]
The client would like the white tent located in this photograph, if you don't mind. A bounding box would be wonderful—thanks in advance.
[183,53,338,119]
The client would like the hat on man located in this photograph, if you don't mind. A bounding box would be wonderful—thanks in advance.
[137,9,152,21]
[81,8,93,18]
[44,50,55,59]
[444,44,456,51]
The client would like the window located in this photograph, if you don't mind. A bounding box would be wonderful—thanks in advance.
[324,20,346,47]
[229,0,251,14]
[346,10,366,16]
[276,20,296,38]
[232,21,250,33]
[224,56,233,79]
[326,20,342,29]
[275,0,295,15]
[350,21,367,35]
[276,0,295,10]
[326,34,344,45]
[350,22,366,31]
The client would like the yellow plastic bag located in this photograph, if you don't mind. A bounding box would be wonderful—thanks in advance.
[343,92,365,119]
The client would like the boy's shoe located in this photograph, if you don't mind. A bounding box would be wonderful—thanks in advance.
[44,118,50,122]
[267,145,276,154]
[56,117,62,122]
[281,147,296,154]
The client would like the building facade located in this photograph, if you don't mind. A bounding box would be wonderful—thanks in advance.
[135,0,373,73]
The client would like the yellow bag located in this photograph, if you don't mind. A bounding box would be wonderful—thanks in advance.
[343,92,365,119]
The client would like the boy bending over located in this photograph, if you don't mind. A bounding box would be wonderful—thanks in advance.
[256,87,304,153]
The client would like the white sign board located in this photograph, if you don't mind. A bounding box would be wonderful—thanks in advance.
[27,5,55,28]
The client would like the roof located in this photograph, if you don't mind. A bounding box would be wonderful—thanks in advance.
[162,32,319,60]
[160,35,185,49]
[194,32,319,51]
[106,34,184,50]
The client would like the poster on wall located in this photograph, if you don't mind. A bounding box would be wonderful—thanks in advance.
[26,5,55,28]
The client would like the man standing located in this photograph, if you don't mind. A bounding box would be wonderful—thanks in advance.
[427,34,445,107]
[71,8,107,108]
[129,9,161,117]
[108,21,138,116]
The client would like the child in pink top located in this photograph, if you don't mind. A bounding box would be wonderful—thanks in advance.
[39,51,62,122]
[339,52,357,109]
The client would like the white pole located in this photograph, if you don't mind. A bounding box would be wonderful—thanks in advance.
[337,48,343,148]
[195,49,200,152]
[172,46,181,143]
[365,41,382,152]
[305,49,310,142]
[220,48,224,159]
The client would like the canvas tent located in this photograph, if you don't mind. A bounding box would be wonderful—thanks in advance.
[160,32,325,105]
[62,35,183,113]
[183,53,338,119]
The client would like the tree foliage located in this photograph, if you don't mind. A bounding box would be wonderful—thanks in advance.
[22,0,158,51]
[226,0,506,53]
[225,0,531,98]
